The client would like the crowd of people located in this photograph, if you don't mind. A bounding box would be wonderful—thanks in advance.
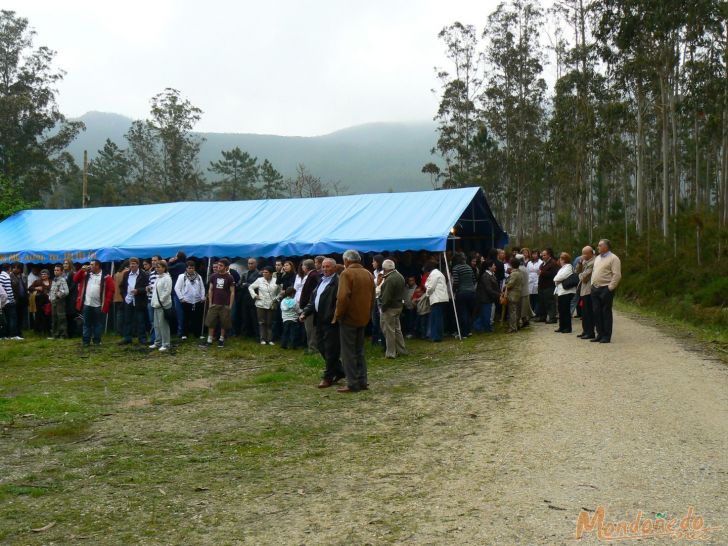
[0,239,621,392]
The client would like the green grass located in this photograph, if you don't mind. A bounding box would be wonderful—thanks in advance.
[0,328,516,544]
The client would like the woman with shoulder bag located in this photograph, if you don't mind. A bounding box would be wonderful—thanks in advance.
[553,252,577,334]
[151,260,173,352]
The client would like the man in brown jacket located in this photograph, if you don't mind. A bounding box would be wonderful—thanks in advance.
[334,249,375,393]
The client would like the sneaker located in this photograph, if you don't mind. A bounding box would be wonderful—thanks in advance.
[159,346,168,352]
[268,341,275,346]
[261,340,267,345]
[217,339,225,348]
[11,336,23,341]
[148,344,158,349]
[181,336,187,341]
[46,337,54,340]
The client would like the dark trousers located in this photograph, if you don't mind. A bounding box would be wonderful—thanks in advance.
[272,308,282,341]
[147,304,156,343]
[172,291,184,336]
[4,302,18,337]
[281,320,298,348]
[113,301,125,335]
[557,294,573,332]
[591,286,615,341]
[241,301,259,339]
[339,323,367,390]
[529,293,540,318]
[181,301,203,338]
[402,308,416,336]
[429,302,446,342]
[580,295,595,337]
[538,288,556,321]
[317,321,344,380]
[455,291,476,337]
[82,305,104,345]
[123,302,148,343]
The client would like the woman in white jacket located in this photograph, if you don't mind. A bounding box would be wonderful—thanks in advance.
[249,266,281,345]
[424,261,449,342]
[151,260,173,351]
[174,260,206,341]
[553,252,577,334]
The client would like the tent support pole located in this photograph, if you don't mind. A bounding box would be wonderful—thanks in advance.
[200,257,212,339]
[442,251,462,341]
[105,261,115,334]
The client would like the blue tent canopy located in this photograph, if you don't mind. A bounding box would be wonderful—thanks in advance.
[0,187,507,263]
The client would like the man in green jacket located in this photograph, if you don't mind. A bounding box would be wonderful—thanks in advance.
[379,259,408,359]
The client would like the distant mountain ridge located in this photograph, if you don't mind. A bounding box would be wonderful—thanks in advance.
[65,112,440,194]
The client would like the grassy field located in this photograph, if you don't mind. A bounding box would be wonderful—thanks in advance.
[0,329,510,545]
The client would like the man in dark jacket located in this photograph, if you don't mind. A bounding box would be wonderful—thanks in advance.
[379,259,407,358]
[167,251,188,338]
[537,247,559,323]
[299,259,319,354]
[301,258,344,388]
[119,257,150,345]
[475,259,500,332]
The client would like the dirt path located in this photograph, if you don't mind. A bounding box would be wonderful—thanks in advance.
[5,310,727,545]
[232,310,728,545]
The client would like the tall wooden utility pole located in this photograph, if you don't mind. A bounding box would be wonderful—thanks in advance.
[82,150,88,207]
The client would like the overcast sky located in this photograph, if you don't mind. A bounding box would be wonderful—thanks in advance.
[5,0,555,136]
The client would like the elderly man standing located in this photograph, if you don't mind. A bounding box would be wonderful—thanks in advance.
[299,259,320,354]
[379,259,407,359]
[590,239,622,344]
[334,250,375,393]
[576,246,596,340]
[301,258,345,388]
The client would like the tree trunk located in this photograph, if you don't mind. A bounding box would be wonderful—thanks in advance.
[635,86,646,236]
[659,72,670,238]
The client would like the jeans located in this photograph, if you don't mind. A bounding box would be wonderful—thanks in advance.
[172,291,184,336]
[281,320,298,348]
[82,305,104,345]
[473,302,493,332]
[123,302,147,343]
[147,304,156,344]
[429,302,446,342]
[4,302,18,337]
[455,291,476,337]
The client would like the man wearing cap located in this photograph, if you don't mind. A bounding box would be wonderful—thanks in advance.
[379,259,408,359]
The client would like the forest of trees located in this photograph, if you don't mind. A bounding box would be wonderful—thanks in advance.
[0,10,344,216]
[430,0,728,259]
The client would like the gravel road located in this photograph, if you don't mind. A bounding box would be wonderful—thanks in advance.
[251,309,728,545]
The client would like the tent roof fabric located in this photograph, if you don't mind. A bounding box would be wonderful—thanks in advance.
[0,188,506,263]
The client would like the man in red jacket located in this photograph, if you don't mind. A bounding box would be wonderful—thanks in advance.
[73,259,115,347]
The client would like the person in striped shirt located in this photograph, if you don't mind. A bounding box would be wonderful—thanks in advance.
[0,265,20,339]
